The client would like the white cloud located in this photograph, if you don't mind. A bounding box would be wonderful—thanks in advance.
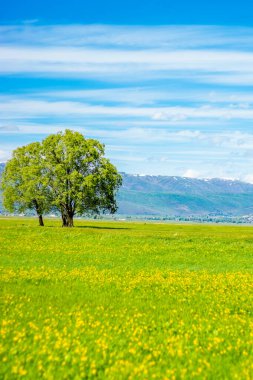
[2,46,253,79]
[0,125,19,132]
[183,169,201,178]
[1,97,253,122]
[39,88,253,107]
[2,120,253,151]
[243,174,253,184]
[2,25,253,49]
[2,25,253,88]
[2,24,253,179]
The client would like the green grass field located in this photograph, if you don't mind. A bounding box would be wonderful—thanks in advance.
[1,218,253,379]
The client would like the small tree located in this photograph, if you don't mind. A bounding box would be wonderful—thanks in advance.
[1,142,51,226]
[42,130,122,227]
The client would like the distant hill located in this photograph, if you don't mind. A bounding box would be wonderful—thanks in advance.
[1,163,253,217]
[117,173,253,216]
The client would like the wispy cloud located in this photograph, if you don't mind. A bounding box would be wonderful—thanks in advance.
[2,46,253,86]
[1,25,253,86]
[1,24,253,180]
[2,25,253,49]
[1,97,253,122]
[40,87,253,105]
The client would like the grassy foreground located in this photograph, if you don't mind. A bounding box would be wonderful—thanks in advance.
[0,218,253,379]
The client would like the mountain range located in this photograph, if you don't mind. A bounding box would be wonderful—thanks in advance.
[1,163,253,216]
[118,173,253,216]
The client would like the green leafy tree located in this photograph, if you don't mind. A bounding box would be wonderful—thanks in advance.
[42,129,122,227]
[1,142,51,226]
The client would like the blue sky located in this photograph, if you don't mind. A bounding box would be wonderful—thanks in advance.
[2,1,253,181]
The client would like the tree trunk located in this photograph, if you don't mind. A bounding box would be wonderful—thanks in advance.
[62,214,68,227]
[61,211,74,227]
[33,199,44,227]
[67,214,74,227]
[38,214,44,226]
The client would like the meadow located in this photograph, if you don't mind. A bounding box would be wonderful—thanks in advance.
[0,218,253,379]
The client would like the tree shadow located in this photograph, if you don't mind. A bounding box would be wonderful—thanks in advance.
[75,225,130,230]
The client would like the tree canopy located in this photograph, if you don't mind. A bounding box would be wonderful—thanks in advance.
[1,130,122,226]
[1,142,52,226]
